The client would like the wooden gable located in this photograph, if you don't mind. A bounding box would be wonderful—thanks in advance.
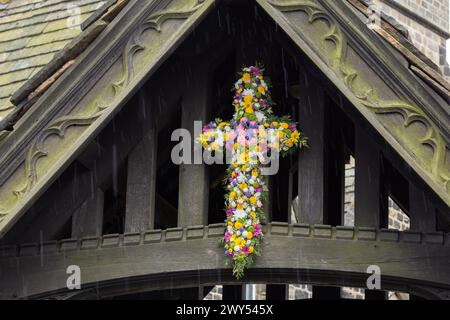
[0,0,449,299]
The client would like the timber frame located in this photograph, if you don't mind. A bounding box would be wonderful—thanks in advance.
[0,0,449,300]
[2,223,450,299]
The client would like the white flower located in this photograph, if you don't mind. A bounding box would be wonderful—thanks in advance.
[255,111,265,122]
[235,210,247,219]
[242,231,248,238]
[234,246,240,252]
[236,231,241,236]
[257,200,263,208]
[243,89,254,97]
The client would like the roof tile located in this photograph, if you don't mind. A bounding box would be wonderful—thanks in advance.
[0,0,106,115]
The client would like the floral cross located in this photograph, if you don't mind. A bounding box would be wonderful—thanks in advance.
[199,65,307,278]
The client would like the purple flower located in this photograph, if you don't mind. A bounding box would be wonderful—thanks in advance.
[254,224,262,237]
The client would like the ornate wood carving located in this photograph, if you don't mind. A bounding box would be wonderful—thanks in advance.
[0,0,214,231]
[258,0,450,206]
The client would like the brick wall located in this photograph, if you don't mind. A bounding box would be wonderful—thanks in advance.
[372,0,450,76]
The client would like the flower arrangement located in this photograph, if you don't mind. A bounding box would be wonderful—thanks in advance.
[199,65,307,278]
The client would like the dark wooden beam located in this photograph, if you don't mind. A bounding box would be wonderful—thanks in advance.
[1,224,450,299]
[177,64,210,227]
[354,124,381,228]
[409,184,437,232]
[125,117,158,232]
[292,74,326,224]
[72,188,104,238]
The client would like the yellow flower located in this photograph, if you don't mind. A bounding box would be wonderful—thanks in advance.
[249,246,254,253]
[237,203,243,210]
[281,123,289,129]
[201,137,209,147]
[251,170,259,177]
[259,129,267,139]
[257,85,265,94]
[229,191,236,200]
[278,131,285,139]
[247,232,253,240]
[292,130,300,142]
[249,197,257,204]
[242,165,247,172]
[239,183,248,190]
[235,221,243,230]
[286,139,294,148]
[238,88,243,93]
[264,123,270,128]
[244,95,253,104]
[245,106,254,114]
[238,153,247,163]
[219,122,229,127]
[235,104,239,112]
[250,212,256,219]
[228,221,233,227]
[242,73,251,83]
[272,121,279,127]
[211,143,220,151]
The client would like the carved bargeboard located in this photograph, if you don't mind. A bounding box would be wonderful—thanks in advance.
[0,0,215,235]
[0,0,449,239]
[257,0,450,206]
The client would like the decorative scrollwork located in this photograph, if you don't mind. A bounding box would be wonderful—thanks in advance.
[0,0,208,221]
[13,106,107,199]
[145,2,205,32]
[268,0,450,196]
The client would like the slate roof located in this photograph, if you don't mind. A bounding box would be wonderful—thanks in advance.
[0,0,106,121]
[0,0,447,137]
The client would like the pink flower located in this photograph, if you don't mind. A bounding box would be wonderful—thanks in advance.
[254,224,262,237]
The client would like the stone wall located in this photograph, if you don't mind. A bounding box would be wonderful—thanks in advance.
[372,0,450,76]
